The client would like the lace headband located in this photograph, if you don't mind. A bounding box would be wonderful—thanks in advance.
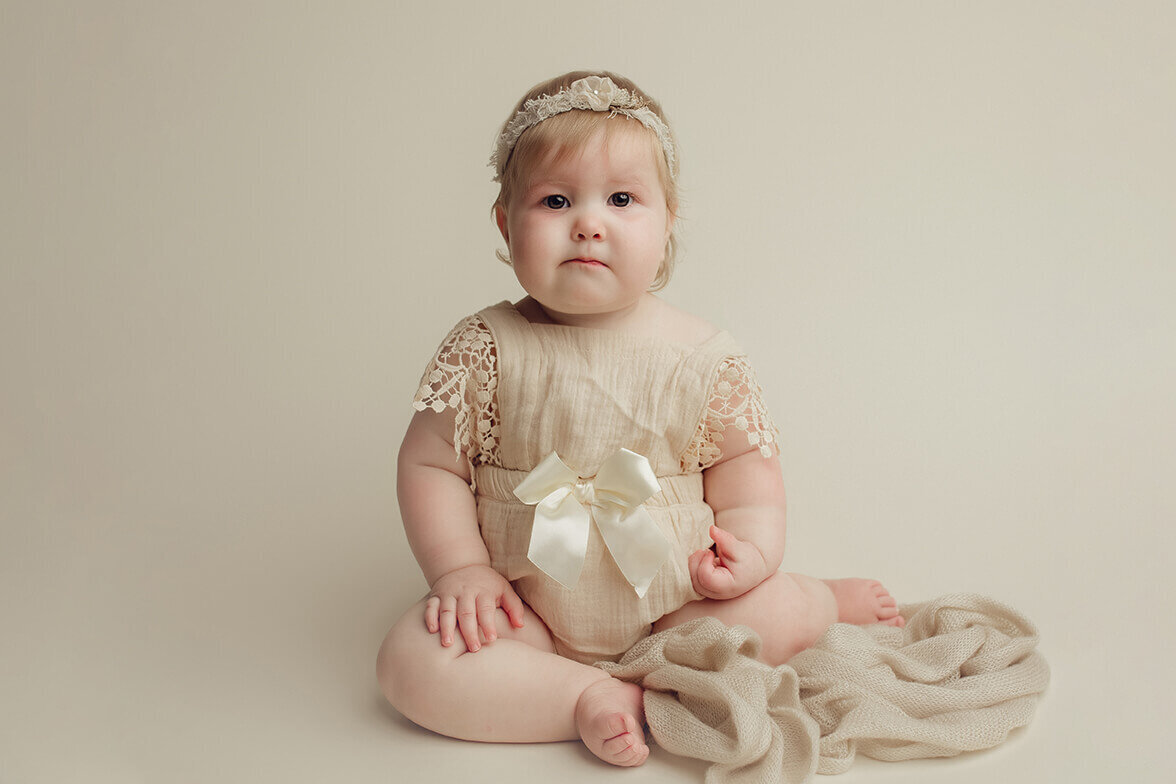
[489,75,678,183]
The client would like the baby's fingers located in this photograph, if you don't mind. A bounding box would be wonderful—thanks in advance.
[456,593,482,652]
[691,549,725,593]
[501,586,526,630]
[424,596,441,634]
[696,555,741,598]
[476,595,498,644]
[438,595,458,647]
[709,525,746,563]
[687,548,710,584]
[688,548,712,571]
[700,565,733,593]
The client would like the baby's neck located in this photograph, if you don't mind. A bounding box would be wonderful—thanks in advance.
[515,295,719,347]
[518,294,662,333]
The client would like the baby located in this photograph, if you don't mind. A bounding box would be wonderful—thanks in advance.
[377,70,904,768]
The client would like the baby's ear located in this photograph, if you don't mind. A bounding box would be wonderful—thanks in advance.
[494,204,510,243]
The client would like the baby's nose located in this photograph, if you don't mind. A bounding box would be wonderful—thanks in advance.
[572,210,605,240]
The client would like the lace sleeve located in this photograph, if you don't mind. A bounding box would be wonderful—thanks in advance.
[682,355,780,471]
[412,315,500,472]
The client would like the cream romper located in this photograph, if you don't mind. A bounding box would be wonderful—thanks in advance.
[413,301,778,664]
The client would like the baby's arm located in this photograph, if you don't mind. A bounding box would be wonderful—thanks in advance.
[691,441,787,600]
[398,408,525,651]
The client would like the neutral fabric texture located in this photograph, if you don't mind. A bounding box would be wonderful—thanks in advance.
[601,619,821,784]
[601,594,1049,783]
[412,301,780,663]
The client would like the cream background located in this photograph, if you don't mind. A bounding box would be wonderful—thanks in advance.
[2,1,1173,782]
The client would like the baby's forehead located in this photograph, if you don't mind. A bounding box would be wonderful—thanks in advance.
[524,124,665,183]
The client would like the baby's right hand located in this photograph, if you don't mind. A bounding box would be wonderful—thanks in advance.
[425,564,525,653]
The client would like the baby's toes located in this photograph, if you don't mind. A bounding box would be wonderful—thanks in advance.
[875,590,903,625]
[576,678,648,767]
[602,712,635,740]
[601,730,648,767]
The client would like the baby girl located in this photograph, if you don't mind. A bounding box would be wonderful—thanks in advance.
[377,70,904,768]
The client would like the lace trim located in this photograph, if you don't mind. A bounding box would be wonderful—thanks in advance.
[682,355,779,471]
[412,315,501,474]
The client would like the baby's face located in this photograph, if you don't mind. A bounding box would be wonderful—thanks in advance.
[496,124,673,322]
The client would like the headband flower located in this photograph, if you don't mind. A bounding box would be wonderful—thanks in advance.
[571,76,617,111]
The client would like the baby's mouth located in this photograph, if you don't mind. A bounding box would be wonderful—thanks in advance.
[566,257,607,268]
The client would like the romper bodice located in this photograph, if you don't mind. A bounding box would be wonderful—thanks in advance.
[481,301,743,477]
[412,300,779,663]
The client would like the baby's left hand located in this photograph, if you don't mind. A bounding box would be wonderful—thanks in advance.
[688,525,769,600]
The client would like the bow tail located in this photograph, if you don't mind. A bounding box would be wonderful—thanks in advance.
[527,492,592,590]
[594,505,672,599]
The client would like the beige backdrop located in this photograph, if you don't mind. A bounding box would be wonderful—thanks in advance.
[3,2,1173,782]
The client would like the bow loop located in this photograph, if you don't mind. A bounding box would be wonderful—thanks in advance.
[513,452,579,504]
[513,449,671,598]
[593,449,661,508]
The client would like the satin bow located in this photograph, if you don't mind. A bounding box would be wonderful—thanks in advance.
[512,449,670,598]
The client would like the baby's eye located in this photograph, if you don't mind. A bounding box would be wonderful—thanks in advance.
[542,194,568,209]
[609,192,633,207]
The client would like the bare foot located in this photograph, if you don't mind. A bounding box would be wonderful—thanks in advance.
[574,676,649,767]
[824,578,906,628]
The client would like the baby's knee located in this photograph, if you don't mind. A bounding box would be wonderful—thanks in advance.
[375,606,444,721]
[375,620,410,712]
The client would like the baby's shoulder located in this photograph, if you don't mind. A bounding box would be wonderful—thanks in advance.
[649,298,722,347]
[425,310,497,371]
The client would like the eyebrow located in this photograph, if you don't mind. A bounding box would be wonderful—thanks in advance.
[525,178,574,191]
[524,176,653,194]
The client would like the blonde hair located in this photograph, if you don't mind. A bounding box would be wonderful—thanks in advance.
[491,71,681,292]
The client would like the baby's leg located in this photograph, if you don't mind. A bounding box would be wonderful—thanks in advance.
[377,597,648,767]
[654,573,903,666]
[654,572,837,665]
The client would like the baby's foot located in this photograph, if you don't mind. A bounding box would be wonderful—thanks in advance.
[824,578,906,628]
[574,676,649,767]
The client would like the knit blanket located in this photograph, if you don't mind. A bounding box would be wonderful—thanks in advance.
[598,594,1049,783]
